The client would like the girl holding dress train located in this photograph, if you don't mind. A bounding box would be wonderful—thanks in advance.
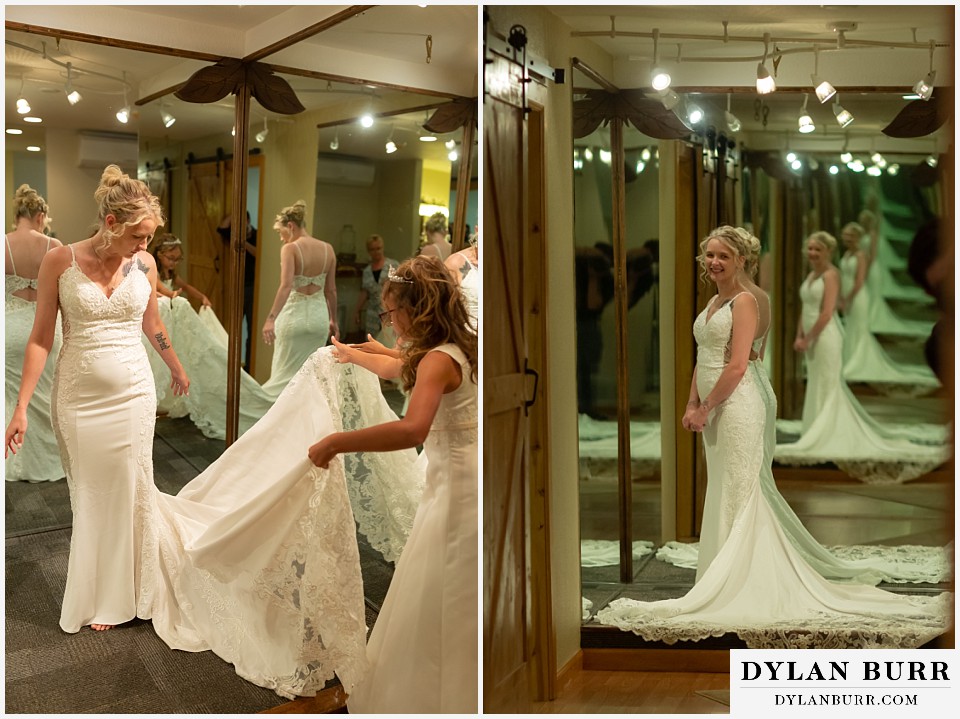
[309,255,478,713]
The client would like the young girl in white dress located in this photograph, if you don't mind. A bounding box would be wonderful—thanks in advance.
[5,184,64,482]
[310,255,478,713]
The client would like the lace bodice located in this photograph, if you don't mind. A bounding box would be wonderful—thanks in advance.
[839,254,859,296]
[423,344,477,453]
[693,295,743,374]
[460,261,480,328]
[58,253,152,353]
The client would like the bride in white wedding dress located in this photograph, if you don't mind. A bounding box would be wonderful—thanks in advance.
[596,226,950,648]
[5,167,423,700]
[5,184,64,482]
[656,228,950,586]
[773,231,949,483]
[312,255,478,714]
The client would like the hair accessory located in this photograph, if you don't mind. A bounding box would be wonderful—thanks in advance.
[387,265,414,284]
[153,236,182,249]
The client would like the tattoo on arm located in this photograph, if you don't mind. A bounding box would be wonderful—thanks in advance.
[458,260,470,280]
[154,332,170,350]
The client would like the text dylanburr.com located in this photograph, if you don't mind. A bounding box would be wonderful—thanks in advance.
[730,649,957,715]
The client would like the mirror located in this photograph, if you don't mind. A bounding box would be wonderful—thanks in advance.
[574,67,664,602]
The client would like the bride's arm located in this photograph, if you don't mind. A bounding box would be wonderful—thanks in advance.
[688,294,759,429]
[308,351,458,466]
[681,367,700,431]
[140,253,190,396]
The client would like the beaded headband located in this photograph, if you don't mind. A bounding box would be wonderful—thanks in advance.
[387,266,414,284]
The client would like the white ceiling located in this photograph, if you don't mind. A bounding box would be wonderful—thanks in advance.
[556,4,954,152]
[5,5,478,161]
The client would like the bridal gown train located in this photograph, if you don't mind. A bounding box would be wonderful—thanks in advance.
[5,238,64,481]
[773,273,949,484]
[347,344,478,714]
[53,247,424,698]
[596,293,950,648]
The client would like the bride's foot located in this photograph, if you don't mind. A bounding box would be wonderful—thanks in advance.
[90,623,114,631]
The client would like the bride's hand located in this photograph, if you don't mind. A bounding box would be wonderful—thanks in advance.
[5,409,27,458]
[170,366,190,396]
[308,436,339,469]
[681,403,698,431]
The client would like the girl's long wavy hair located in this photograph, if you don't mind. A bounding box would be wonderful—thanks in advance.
[382,255,478,393]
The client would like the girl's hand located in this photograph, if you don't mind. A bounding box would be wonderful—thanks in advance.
[262,318,276,345]
[170,366,190,396]
[352,334,390,355]
[5,409,27,458]
[793,336,809,353]
[308,436,338,469]
[329,320,340,342]
[201,295,212,307]
[330,336,360,365]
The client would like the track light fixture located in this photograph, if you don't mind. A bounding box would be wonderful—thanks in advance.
[160,105,176,128]
[16,76,31,115]
[797,94,815,134]
[659,88,681,110]
[330,131,339,151]
[832,97,853,128]
[255,118,269,143]
[756,34,776,94]
[811,46,836,103]
[724,94,741,133]
[65,63,82,105]
[650,29,671,91]
[116,77,130,124]
[685,100,704,126]
[912,40,936,101]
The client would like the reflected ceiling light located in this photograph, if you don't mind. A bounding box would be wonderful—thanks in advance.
[26,145,42,152]
[810,46,836,103]
[840,151,853,163]
[756,34,776,94]
[912,40,936,101]
[786,152,798,163]
[445,139,456,149]
[724,93,741,133]
[870,152,887,169]
[448,149,459,162]
[160,106,176,128]
[659,88,681,110]
[16,76,31,114]
[330,132,340,151]
[636,160,646,173]
[116,74,130,124]
[797,94,815,134]
[685,101,704,125]
[583,147,594,162]
[599,148,612,164]
[866,165,882,176]
[902,93,922,100]
[231,126,236,136]
[650,29,671,91]
[832,97,853,128]
[385,140,398,154]
[886,163,900,176]
[64,63,82,105]
[6,128,23,135]
[847,159,865,172]
[255,118,269,143]
[925,154,938,167]
[23,116,43,124]
[790,159,803,171]
[360,114,374,128]
[829,165,840,175]
[640,147,652,162]
[419,133,437,142]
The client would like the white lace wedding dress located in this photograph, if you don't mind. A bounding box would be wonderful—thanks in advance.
[52,247,423,698]
[5,237,64,481]
[347,344,478,713]
[596,293,951,648]
[773,273,949,483]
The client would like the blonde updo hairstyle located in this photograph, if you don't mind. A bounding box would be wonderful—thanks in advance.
[381,255,478,393]
[94,164,164,258]
[274,200,307,231]
[697,225,754,283]
[807,230,837,256]
[366,233,384,250]
[424,212,447,236]
[13,184,49,223]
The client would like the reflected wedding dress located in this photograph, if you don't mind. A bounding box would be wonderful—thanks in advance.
[347,344,478,714]
[5,237,64,481]
[52,246,423,698]
[838,253,939,390]
[596,293,950,648]
[773,273,949,483]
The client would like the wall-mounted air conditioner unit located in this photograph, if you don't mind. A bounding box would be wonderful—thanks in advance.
[316,156,376,187]
[77,131,138,171]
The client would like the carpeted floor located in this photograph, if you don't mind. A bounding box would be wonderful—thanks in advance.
[6,414,399,714]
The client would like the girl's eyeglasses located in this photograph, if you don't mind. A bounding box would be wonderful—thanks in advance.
[378,308,396,327]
